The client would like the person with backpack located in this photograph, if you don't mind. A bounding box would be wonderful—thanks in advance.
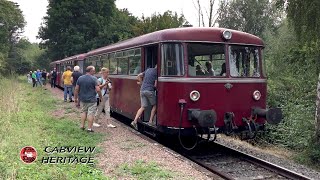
[72,66,82,107]
[50,68,57,88]
[94,67,116,128]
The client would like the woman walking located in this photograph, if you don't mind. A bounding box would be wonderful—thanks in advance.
[94,68,116,128]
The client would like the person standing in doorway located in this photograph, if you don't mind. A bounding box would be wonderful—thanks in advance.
[94,68,116,128]
[74,66,102,133]
[72,66,82,107]
[62,66,73,102]
[51,68,57,88]
[131,64,157,130]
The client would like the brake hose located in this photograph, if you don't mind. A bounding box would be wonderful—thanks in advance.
[178,104,198,150]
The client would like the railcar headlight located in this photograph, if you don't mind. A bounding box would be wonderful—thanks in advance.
[190,90,200,101]
[222,30,232,40]
[253,90,261,101]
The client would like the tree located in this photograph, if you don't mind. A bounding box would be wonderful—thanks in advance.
[280,0,320,142]
[193,0,217,27]
[0,0,25,74]
[38,0,117,61]
[217,0,281,37]
[132,11,185,36]
[110,8,139,42]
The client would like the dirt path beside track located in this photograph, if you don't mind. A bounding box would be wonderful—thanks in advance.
[46,85,216,180]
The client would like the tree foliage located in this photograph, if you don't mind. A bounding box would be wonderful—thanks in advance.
[0,0,25,74]
[217,0,281,37]
[109,9,139,42]
[39,0,117,60]
[279,0,320,43]
[132,11,185,36]
[6,39,45,74]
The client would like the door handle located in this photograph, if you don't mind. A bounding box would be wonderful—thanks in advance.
[225,83,233,90]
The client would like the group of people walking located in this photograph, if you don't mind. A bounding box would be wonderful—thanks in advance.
[42,63,157,133]
[27,69,50,87]
[63,65,116,132]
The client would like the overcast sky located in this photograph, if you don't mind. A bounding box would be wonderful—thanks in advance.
[10,0,218,43]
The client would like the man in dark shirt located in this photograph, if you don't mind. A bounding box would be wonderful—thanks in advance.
[131,64,157,130]
[41,69,47,86]
[74,66,102,133]
[72,66,82,107]
[51,68,57,88]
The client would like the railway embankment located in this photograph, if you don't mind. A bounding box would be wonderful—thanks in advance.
[46,80,217,179]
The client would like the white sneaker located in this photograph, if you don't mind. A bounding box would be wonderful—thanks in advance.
[107,124,116,128]
[93,123,101,127]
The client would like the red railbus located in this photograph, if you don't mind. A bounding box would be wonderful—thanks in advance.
[50,54,86,88]
[50,27,282,149]
[85,27,282,147]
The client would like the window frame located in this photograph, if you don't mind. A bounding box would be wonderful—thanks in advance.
[228,45,262,78]
[129,48,142,76]
[160,42,185,77]
[186,42,227,78]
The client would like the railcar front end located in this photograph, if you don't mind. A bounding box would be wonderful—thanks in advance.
[156,31,282,141]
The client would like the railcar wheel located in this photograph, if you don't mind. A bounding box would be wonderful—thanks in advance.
[240,121,257,140]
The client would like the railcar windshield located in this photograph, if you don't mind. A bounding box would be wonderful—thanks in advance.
[229,46,261,78]
[187,43,226,77]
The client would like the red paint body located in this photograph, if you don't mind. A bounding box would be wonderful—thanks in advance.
[51,27,272,135]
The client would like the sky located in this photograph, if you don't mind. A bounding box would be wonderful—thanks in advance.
[10,0,218,43]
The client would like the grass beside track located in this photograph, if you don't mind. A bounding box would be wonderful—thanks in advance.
[0,77,107,179]
[0,77,177,180]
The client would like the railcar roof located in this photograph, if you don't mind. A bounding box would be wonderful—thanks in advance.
[87,27,263,57]
[59,53,86,63]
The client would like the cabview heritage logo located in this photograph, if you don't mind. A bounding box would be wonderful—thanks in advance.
[20,146,96,164]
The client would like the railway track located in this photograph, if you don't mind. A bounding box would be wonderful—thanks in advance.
[182,142,312,180]
[112,114,312,180]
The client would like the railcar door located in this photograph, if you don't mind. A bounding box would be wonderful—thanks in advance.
[142,45,158,123]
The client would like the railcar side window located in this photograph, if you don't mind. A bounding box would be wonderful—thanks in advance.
[84,56,101,72]
[187,43,226,77]
[118,51,129,75]
[101,55,109,70]
[129,48,141,75]
[109,53,117,74]
[229,46,260,77]
[161,43,184,76]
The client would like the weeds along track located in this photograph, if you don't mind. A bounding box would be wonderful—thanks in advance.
[111,114,313,180]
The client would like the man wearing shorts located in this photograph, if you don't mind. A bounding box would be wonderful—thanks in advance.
[131,64,157,130]
[74,66,102,133]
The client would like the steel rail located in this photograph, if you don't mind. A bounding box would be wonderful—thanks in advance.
[213,142,312,180]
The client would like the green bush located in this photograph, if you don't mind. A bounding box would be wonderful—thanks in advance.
[264,21,320,166]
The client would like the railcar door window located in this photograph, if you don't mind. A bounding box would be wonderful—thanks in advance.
[161,43,184,76]
[229,46,260,77]
[187,43,226,77]
[129,48,141,75]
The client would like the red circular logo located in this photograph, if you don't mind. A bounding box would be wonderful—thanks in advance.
[20,146,37,163]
